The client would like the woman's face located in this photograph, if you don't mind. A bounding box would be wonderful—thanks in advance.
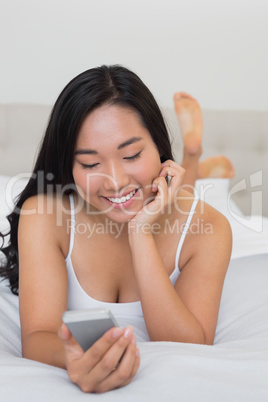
[72,104,162,223]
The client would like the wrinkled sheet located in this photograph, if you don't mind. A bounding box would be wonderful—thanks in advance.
[1,254,268,401]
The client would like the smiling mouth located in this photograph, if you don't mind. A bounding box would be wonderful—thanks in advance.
[105,189,139,204]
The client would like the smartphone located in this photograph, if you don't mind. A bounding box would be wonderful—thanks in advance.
[62,308,119,351]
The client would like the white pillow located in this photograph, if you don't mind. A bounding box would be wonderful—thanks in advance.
[195,178,242,217]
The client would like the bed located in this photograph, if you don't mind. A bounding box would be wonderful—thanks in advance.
[0,105,268,401]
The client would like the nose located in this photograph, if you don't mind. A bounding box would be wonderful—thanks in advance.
[103,161,130,192]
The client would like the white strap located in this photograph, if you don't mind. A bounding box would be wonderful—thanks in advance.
[66,193,75,260]
[175,195,199,269]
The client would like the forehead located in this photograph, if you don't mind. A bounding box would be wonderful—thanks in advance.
[76,105,152,148]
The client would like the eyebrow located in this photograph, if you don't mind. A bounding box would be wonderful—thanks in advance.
[75,136,143,155]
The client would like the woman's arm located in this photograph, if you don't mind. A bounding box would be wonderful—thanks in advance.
[128,161,232,345]
[18,195,69,366]
[129,206,231,345]
[18,195,139,393]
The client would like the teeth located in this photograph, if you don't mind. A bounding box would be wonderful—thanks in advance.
[107,189,137,204]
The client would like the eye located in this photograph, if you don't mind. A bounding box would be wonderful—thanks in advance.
[80,163,99,170]
[124,151,142,161]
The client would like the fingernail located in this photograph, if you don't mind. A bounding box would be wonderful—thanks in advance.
[136,348,140,358]
[131,334,136,345]
[112,327,123,338]
[123,326,133,338]
[152,182,158,191]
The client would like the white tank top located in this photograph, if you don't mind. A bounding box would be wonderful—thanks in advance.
[65,194,199,341]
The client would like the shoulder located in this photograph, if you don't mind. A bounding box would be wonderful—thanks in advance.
[175,189,232,240]
[195,202,232,267]
[174,190,232,270]
[196,198,232,244]
[19,193,73,258]
[20,192,72,214]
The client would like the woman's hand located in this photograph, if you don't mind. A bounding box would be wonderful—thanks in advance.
[129,160,185,232]
[58,323,140,393]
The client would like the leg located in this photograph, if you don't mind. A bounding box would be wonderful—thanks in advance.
[173,92,202,155]
[173,92,235,192]
[173,92,203,192]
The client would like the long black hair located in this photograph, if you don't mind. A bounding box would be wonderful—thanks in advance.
[0,64,174,295]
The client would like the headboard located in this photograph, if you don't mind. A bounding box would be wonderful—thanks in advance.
[0,104,267,216]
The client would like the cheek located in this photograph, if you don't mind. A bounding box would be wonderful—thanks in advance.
[73,168,99,199]
[135,154,161,184]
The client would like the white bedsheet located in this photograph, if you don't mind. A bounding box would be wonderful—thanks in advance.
[1,176,268,401]
[1,254,268,401]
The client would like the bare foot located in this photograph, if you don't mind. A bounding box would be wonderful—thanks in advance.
[197,156,235,179]
[173,92,203,155]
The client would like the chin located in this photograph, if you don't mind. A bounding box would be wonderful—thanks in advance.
[105,209,138,224]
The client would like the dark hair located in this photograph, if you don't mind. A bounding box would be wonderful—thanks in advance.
[0,64,174,295]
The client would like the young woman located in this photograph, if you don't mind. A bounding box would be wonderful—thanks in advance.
[0,65,233,393]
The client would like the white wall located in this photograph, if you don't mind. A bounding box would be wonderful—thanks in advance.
[1,0,268,110]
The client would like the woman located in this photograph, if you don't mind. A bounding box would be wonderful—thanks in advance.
[0,65,232,393]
